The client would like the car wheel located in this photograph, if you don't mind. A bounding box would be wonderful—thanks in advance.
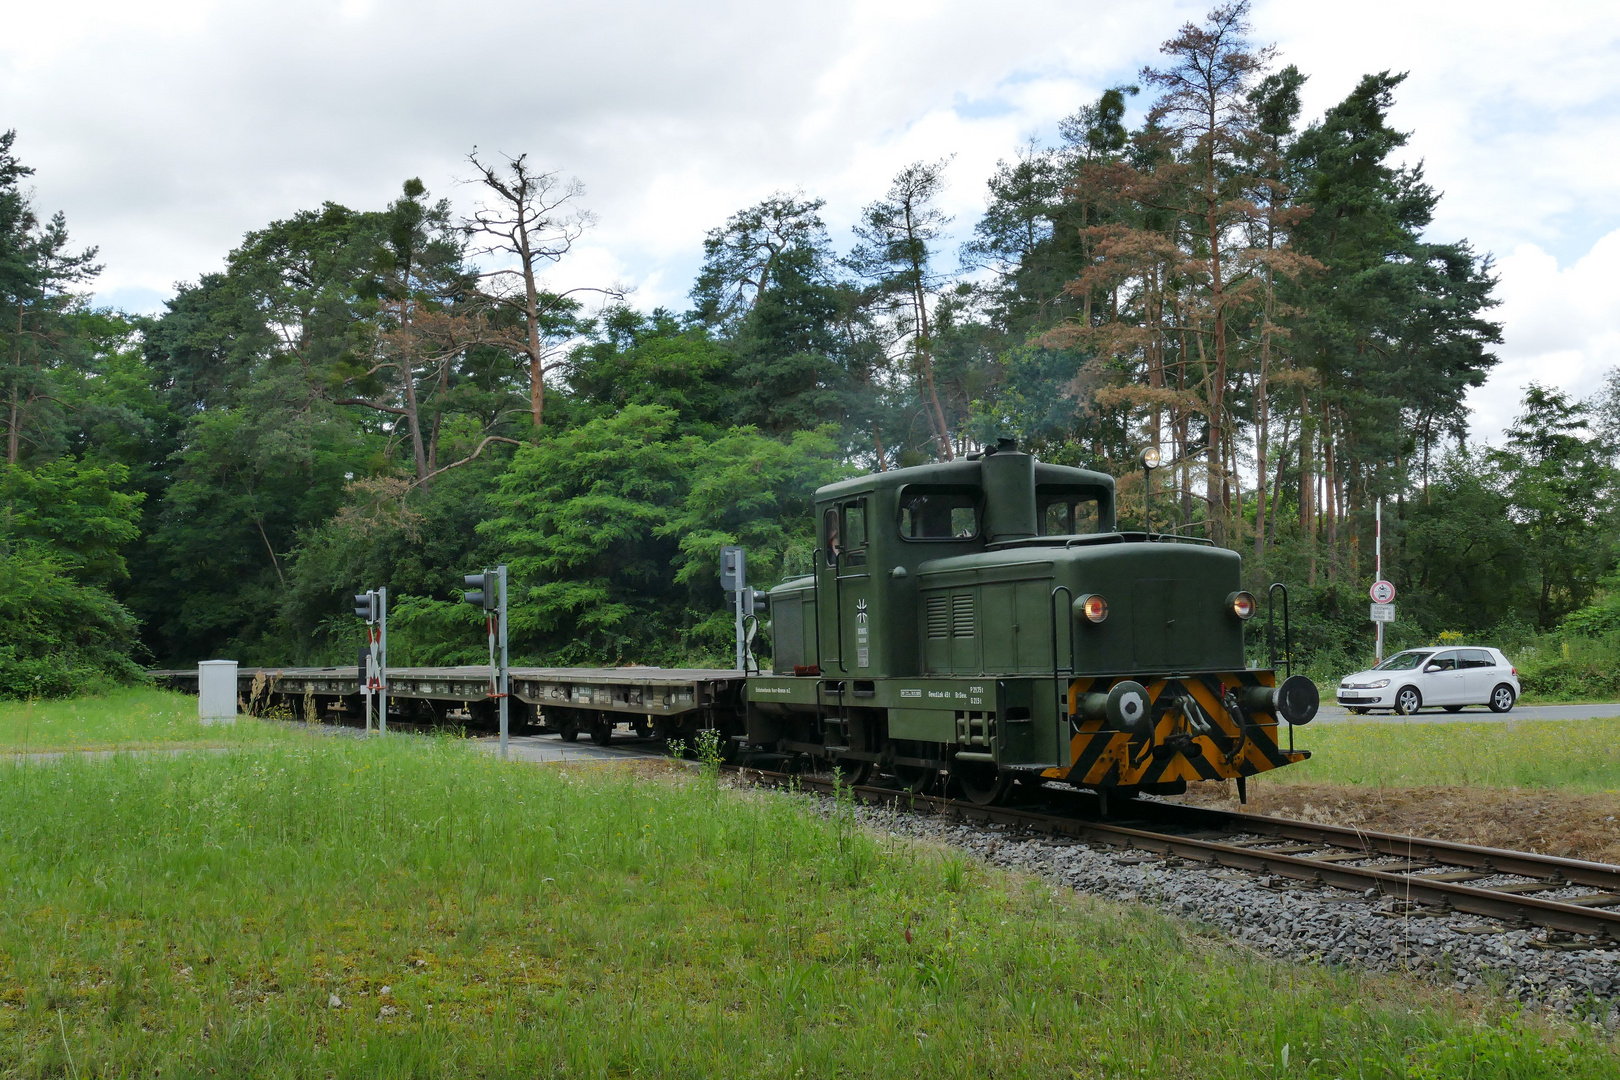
[1443,705,1464,713]
[1489,683,1516,713]
[1394,686,1422,715]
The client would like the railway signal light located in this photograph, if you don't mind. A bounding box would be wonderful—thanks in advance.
[720,546,745,593]
[354,586,388,734]
[463,572,497,611]
[462,566,509,759]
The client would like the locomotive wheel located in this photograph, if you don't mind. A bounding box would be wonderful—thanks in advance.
[559,720,580,743]
[952,762,1012,806]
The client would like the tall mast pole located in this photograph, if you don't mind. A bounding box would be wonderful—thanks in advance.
[1375,499,1384,665]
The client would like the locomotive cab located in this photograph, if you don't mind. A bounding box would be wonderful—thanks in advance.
[749,441,1316,805]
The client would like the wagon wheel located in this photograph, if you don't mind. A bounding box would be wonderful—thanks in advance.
[559,719,580,743]
[834,758,874,786]
[951,761,1013,806]
[891,763,935,795]
[590,715,614,746]
[634,716,654,739]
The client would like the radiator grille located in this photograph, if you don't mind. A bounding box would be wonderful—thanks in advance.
[925,595,949,639]
[951,594,975,638]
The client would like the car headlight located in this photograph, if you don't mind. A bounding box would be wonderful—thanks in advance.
[1367,679,1389,689]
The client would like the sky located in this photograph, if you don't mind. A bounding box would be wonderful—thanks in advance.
[3,0,1617,445]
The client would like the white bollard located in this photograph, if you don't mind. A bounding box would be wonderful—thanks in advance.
[198,660,239,724]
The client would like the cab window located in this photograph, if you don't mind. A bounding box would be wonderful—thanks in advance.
[823,507,841,559]
[898,487,981,541]
[844,501,866,548]
[1036,488,1101,537]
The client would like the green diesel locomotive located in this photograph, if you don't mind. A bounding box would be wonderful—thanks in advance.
[744,440,1318,805]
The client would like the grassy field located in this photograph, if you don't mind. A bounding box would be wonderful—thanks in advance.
[0,737,1614,1077]
[0,687,307,752]
[1283,717,1620,792]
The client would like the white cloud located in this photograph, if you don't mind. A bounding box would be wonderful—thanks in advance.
[2,0,1616,441]
[1467,228,1620,441]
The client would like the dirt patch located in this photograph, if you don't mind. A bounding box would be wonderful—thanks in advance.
[1175,780,1620,866]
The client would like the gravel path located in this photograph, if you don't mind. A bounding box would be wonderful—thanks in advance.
[843,798,1620,1024]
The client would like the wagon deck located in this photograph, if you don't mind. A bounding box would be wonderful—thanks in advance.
[150,665,744,718]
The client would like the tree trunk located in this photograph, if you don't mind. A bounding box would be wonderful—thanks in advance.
[517,207,546,429]
[913,273,951,460]
[1270,414,1290,548]
[1324,402,1338,580]
[1253,347,1268,560]
[396,294,429,482]
[7,299,22,464]
[1204,111,1228,548]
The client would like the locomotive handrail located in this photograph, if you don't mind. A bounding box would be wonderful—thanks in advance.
[1049,585,1076,744]
[811,549,825,673]
[831,550,847,673]
[1267,582,1291,677]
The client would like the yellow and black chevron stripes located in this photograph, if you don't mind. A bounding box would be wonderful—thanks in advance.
[1041,671,1308,787]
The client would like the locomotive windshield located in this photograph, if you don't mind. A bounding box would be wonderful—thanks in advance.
[1036,486,1103,536]
[898,486,980,540]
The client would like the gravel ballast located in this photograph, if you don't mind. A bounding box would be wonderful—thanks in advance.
[836,796,1620,1025]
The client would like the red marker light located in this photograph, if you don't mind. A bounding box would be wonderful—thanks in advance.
[1228,591,1257,620]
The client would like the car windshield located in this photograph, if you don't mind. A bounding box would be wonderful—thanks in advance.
[1374,650,1432,671]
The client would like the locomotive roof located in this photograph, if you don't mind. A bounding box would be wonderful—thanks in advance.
[813,454,1115,502]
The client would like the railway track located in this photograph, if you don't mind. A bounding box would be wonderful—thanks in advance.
[731,767,1620,945]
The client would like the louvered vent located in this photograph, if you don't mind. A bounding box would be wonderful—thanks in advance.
[925,595,949,639]
[951,594,975,638]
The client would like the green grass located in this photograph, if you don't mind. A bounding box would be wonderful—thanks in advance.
[0,738,1613,1077]
[1285,718,1620,792]
[0,688,307,752]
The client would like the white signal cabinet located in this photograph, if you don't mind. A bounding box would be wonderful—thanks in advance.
[198,660,239,723]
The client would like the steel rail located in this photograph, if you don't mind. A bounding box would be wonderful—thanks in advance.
[730,768,1620,942]
[1122,800,1620,893]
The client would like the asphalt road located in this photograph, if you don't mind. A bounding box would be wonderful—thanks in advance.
[1311,702,1620,725]
[474,732,670,764]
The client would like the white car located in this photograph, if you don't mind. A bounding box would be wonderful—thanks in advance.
[1336,647,1520,715]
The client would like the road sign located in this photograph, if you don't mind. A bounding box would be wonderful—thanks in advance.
[1370,603,1395,623]
[1370,580,1395,604]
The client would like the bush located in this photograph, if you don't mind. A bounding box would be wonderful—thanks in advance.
[0,541,145,699]
[1513,634,1620,701]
